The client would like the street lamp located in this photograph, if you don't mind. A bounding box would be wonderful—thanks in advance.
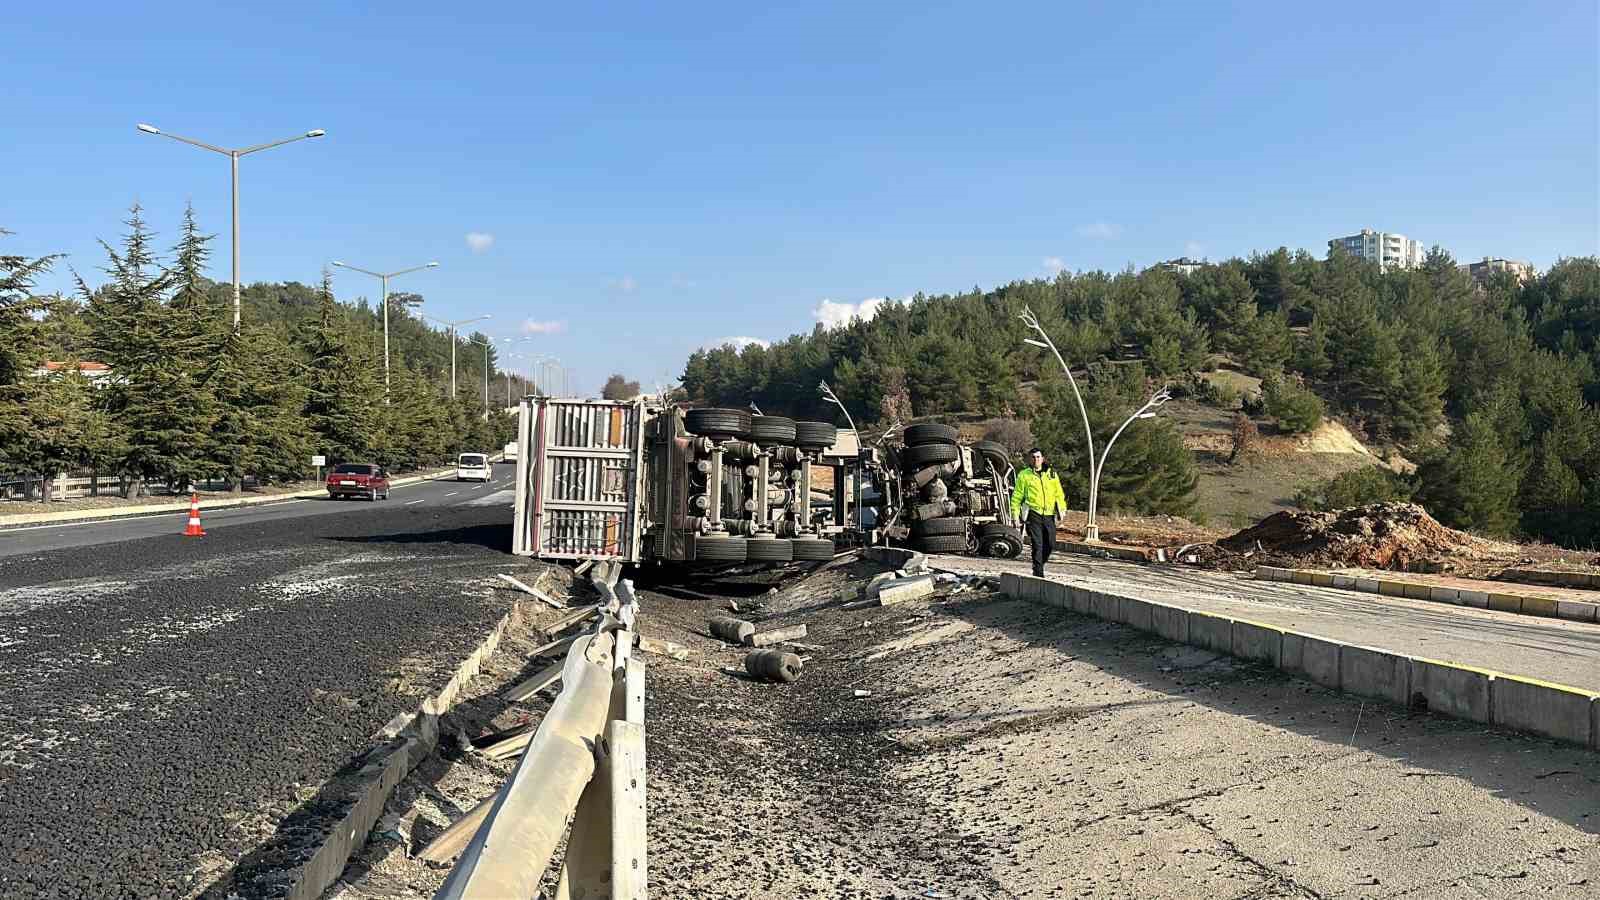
[1018,304,1101,541]
[331,260,439,396]
[1088,386,1172,539]
[422,313,492,396]
[137,123,325,331]
[467,336,492,416]
[818,380,858,434]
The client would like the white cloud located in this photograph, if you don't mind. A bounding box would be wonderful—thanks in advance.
[1075,222,1124,239]
[1184,241,1205,258]
[465,232,495,254]
[1043,256,1066,273]
[613,275,638,293]
[521,319,567,335]
[813,295,901,330]
[703,336,770,351]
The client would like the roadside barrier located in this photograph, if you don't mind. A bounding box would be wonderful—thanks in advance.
[1254,565,1600,624]
[433,566,647,899]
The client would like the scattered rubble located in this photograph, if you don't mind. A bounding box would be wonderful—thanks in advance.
[744,649,804,683]
[708,616,756,644]
[746,623,808,648]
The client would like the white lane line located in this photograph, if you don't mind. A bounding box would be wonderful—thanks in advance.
[444,491,459,497]
[405,499,427,505]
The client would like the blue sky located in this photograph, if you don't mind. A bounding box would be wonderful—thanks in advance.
[5,2,1596,393]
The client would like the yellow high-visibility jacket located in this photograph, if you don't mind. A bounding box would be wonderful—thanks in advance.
[1011,466,1067,519]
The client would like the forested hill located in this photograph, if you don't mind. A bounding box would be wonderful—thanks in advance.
[681,249,1600,544]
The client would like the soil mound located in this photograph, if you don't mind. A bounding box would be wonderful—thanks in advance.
[1218,502,1477,571]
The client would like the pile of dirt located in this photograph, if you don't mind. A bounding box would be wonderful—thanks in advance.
[1217,502,1480,571]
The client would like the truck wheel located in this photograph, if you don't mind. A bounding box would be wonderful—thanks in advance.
[694,534,748,562]
[793,421,837,449]
[750,415,798,445]
[902,442,959,468]
[977,525,1024,559]
[904,423,959,446]
[914,534,970,555]
[912,516,969,537]
[685,408,753,440]
[745,537,793,562]
[973,440,1011,467]
[790,538,835,561]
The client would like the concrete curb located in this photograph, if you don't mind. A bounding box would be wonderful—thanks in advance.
[1002,574,1600,751]
[0,467,457,530]
[283,601,522,900]
[1501,568,1600,590]
[1054,539,1153,563]
[1254,566,1600,625]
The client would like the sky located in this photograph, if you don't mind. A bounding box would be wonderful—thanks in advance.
[4,1,1596,394]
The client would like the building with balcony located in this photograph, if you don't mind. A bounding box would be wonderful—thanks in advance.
[1156,257,1205,276]
[1463,257,1536,285]
[1328,229,1425,271]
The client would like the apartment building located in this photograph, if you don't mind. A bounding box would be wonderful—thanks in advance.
[1463,257,1536,284]
[1328,228,1425,271]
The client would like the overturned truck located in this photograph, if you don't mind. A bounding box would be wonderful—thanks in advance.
[511,397,1023,567]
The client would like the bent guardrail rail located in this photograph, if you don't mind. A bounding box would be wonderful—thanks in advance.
[434,570,647,899]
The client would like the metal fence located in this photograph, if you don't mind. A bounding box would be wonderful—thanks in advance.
[432,567,647,899]
[0,472,267,501]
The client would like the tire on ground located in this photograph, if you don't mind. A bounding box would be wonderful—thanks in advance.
[793,421,838,449]
[750,415,798,445]
[685,408,754,439]
[902,442,960,468]
[745,537,794,562]
[694,534,748,562]
[790,537,835,561]
[912,516,970,536]
[915,533,970,554]
[904,423,959,446]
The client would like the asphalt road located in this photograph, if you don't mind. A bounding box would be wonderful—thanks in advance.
[934,553,1600,691]
[0,467,524,899]
[0,465,518,560]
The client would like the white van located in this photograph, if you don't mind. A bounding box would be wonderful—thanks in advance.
[456,452,491,482]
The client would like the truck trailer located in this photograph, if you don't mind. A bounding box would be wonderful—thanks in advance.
[510,397,1023,566]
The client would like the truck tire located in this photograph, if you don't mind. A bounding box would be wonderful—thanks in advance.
[685,408,753,440]
[694,534,747,562]
[745,536,793,562]
[793,421,837,449]
[914,534,970,555]
[902,442,959,468]
[750,415,798,445]
[790,537,835,561]
[973,440,1011,465]
[912,516,969,537]
[904,423,959,446]
[977,524,1024,559]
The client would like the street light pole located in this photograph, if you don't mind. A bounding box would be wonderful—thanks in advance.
[1087,386,1172,539]
[1019,305,1101,541]
[331,260,439,397]
[468,337,492,416]
[137,123,326,331]
[423,313,492,397]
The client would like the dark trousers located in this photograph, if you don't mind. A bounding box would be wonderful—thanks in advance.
[1026,511,1055,576]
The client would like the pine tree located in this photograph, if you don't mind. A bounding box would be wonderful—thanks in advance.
[0,229,58,476]
[304,269,382,464]
[1416,412,1522,536]
[1387,329,1448,440]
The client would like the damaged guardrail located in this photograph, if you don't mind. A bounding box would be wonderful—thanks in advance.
[434,564,647,900]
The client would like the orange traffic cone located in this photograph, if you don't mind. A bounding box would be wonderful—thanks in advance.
[183,493,206,537]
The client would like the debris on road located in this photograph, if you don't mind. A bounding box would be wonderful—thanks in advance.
[1217,502,1505,572]
[638,635,693,660]
[745,623,808,648]
[744,649,804,683]
[709,616,756,644]
[877,573,936,606]
[496,572,563,609]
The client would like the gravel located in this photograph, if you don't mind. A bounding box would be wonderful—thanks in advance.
[0,503,519,899]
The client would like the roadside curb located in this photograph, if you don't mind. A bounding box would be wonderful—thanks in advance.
[283,600,524,900]
[1254,566,1600,625]
[0,467,455,530]
[1500,568,1600,590]
[998,572,1600,752]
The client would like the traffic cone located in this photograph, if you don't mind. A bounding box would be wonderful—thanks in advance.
[183,493,206,537]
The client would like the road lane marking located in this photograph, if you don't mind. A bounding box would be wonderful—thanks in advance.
[445,491,459,497]
[405,499,426,505]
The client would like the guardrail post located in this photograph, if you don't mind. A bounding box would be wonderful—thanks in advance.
[609,719,648,899]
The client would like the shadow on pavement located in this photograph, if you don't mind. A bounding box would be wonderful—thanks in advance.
[326,521,512,554]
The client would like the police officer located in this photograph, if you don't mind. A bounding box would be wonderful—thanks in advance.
[1010,447,1067,577]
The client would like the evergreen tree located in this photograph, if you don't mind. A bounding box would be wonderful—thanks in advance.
[1387,329,1448,440]
[303,269,381,463]
[1415,412,1522,535]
